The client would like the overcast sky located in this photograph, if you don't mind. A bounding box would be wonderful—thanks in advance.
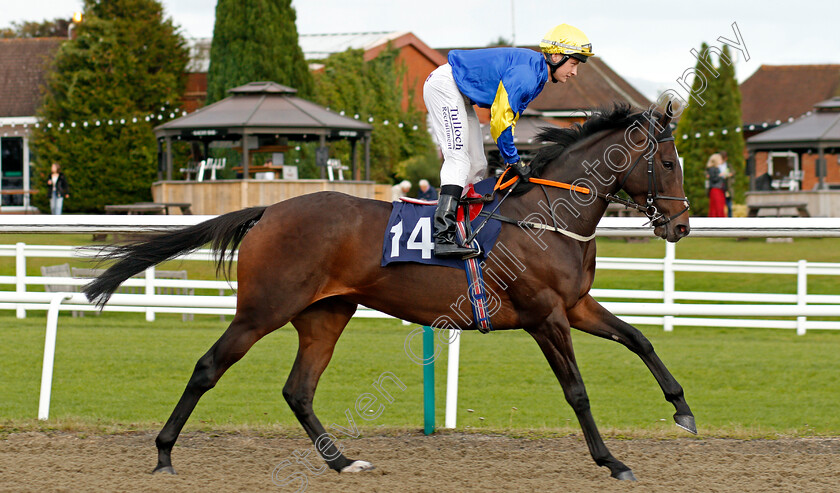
[4,0,839,100]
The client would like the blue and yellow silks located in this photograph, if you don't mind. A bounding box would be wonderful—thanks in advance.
[448,48,548,164]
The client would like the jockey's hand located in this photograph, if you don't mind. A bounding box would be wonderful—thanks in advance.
[509,160,532,181]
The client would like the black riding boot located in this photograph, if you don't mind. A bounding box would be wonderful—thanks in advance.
[434,185,479,259]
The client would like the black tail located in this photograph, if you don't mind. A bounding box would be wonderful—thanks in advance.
[82,206,267,307]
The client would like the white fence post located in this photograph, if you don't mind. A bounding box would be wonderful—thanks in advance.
[39,293,72,420]
[145,266,156,322]
[797,259,807,336]
[663,241,675,332]
[15,242,26,319]
[445,329,461,429]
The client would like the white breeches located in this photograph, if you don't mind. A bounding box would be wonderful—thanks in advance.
[423,64,487,191]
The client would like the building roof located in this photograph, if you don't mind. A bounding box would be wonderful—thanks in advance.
[299,31,407,60]
[482,111,562,149]
[747,97,840,149]
[531,56,651,113]
[0,37,64,117]
[154,81,372,138]
[300,31,446,66]
[740,64,840,125]
[186,31,447,74]
[437,46,650,113]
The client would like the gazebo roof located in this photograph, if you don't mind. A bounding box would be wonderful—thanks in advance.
[154,81,372,139]
[747,97,840,150]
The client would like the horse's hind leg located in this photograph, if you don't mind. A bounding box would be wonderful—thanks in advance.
[283,297,372,473]
[568,294,696,434]
[527,311,636,481]
[153,308,281,474]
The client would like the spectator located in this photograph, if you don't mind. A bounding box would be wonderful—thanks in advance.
[719,150,734,217]
[706,153,727,217]
[46,162,70,215]
[391,180,411,201]
[416,179,438,201]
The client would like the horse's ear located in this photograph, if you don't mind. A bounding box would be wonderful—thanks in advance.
[658,101,674,128]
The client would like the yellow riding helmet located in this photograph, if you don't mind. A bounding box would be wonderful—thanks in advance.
[540,24,593,62]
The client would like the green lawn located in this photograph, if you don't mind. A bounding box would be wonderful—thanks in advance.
[2,313,838,437]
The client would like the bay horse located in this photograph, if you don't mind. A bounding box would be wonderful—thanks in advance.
[84,103,694,481]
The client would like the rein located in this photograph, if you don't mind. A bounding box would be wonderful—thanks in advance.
[491,113,690,235]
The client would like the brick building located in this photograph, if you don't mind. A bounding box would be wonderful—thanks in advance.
[741,65,840,196]
[741,64,840,135]
[0,37,63,211]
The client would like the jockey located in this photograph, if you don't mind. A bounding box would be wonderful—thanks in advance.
[423,23,593,258]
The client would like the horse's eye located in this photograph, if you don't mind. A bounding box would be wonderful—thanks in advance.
[662,161,674,170]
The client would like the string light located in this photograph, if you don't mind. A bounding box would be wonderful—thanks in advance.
[19,105,809,139]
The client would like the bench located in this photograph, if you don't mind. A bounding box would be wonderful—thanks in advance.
[133,202,193,215]
[747,202,810,217]
[41,263,82,317]
[101,203,192,241]
[41,265,195,321]
[71,268,194,321]
[104,204,167,215]
[104,203,192,215]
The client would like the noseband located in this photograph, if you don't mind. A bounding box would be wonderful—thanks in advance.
[607,113,690,226]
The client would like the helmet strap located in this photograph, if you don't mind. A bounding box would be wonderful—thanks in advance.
[545,53,570,83]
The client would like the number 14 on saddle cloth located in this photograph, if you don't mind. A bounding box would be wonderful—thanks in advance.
[381,178,502,270]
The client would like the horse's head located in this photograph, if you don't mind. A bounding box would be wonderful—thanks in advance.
[618,102,691,242]
[528,103,690,242]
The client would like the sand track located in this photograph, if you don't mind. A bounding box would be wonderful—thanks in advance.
[1,431,839,492]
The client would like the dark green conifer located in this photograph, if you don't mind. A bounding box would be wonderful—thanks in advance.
[206,0,313,103]
[31,0,188,212]
[675,43,725,215]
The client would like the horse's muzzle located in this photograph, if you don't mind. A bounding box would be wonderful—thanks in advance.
[656,221,690,242]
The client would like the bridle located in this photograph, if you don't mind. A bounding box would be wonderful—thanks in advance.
[494,111,690,227]
[604,112,690,226]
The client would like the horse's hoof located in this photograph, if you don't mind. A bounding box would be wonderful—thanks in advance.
[153,465,177,475]
[613,469,637,481]
[341,460,375,473]
[674,413,697,434]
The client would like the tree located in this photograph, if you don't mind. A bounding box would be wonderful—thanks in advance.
[0,18,72,38]
[311,47,433,183]
[31,0,188,212]
[487,36,512,47]
[206,0,313,103]
[714,45,747,204]
[675,43,728,215]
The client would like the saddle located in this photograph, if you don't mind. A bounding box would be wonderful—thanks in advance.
[399,183,492,222]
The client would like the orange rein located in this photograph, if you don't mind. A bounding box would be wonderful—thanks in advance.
[494,167,592,195]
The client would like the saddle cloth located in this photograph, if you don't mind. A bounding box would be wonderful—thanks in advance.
[381,177,502,270]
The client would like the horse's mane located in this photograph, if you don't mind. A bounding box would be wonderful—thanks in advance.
[510,103,664,194]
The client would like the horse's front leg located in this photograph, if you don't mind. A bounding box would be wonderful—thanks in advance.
[568,294,696,434]
[526,311,636,481]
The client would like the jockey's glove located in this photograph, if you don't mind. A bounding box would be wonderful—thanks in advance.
[509,160,532,181]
